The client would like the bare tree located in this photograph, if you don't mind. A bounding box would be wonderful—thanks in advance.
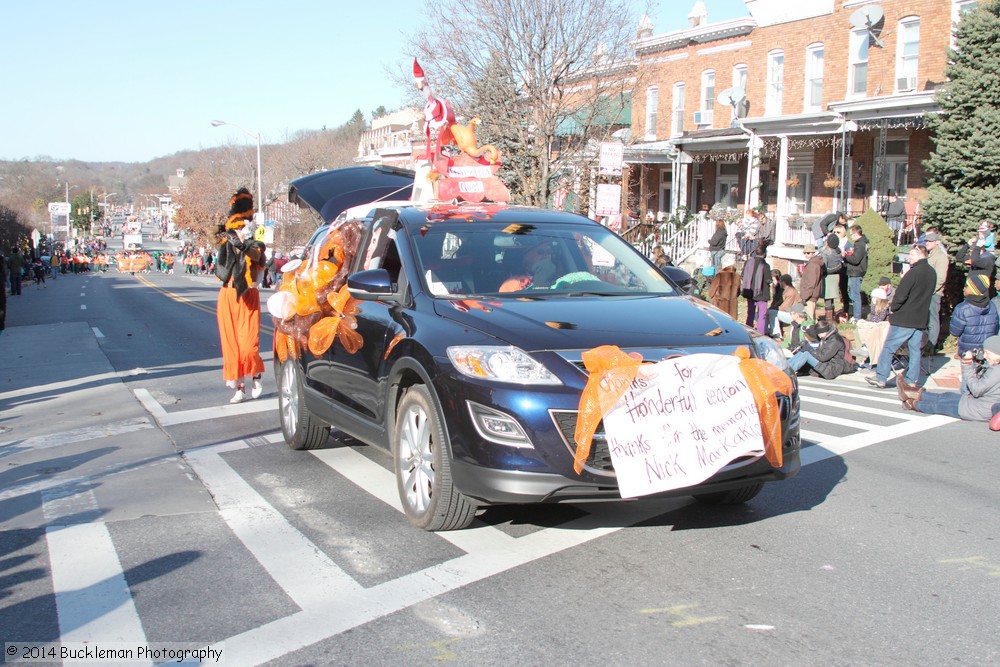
[407,0,645,207]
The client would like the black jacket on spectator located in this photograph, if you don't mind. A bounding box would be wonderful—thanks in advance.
[889,258,936,330]
[954,243,996,288]
[802,326,848,379]
[844,235,868,277]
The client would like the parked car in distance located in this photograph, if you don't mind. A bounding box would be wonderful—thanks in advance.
[273,170,800,531]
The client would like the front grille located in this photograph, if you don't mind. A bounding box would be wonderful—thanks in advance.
[551,410,615,475]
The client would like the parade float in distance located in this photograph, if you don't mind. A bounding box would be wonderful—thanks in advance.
[265,60,800,531]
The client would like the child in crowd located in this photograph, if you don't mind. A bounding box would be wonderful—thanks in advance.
[949,274,999,358]
[854,287,891,370]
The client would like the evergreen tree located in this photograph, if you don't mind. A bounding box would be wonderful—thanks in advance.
[852,208,897,294]
[922,1,1000,244]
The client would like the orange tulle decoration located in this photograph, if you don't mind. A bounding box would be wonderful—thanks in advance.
[573,346,644,474]
[734,347,793,468]
[308,316,342,356]
[275,331,289,363]
[270,221,368,360]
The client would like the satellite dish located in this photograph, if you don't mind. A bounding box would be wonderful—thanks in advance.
[718,86,749,122]
[849,5,885,48]
[717,86,746,108]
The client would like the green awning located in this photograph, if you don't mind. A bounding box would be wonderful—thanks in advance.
[557,92,632,136]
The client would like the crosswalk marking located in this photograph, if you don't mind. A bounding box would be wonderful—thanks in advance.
[46,524,148,646]
[797,385,903,405]
[184,442,366,608]
[799,395,924,420]
[37,376,956,665]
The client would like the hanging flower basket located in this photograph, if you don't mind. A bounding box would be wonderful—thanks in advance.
[785,175,800,188]
[823,173,840,189]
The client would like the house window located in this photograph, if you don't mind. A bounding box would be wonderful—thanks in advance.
[645,86,658,141]
[896,18,920,92]
[766,50,784,115]
[671,82,685,136]
[849,27,869,97]
[804,44,824,111]
[698,70,715,126]
[732,64,748,91]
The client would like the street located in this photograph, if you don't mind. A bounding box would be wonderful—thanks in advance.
[2,243,998,666]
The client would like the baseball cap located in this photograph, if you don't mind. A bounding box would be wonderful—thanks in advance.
[924,232,940,242]
[879,276,892,286]
[871,287,887,300]
[788,303,807,317]
[979,221,992,233]
[803,243,817,254]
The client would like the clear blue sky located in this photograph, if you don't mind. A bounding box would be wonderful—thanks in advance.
[0,0,749,164]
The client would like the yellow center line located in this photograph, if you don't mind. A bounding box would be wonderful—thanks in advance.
[133,274,274,336]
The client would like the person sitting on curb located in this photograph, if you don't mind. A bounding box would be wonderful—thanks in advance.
[788,320,848,379]
[949,274,999,361]
[854,287,891,370]
[781,303,815,353]
[897,335,1000,431]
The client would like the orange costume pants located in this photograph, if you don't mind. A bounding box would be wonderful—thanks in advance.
[217,286,265,385]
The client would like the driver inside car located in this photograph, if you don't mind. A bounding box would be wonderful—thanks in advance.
[499,240,560,292]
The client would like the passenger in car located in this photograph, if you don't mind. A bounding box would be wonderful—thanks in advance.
[499,240,560,291]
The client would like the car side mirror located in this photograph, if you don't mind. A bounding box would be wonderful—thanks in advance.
[660,265,693,294]
[348,268,402,303]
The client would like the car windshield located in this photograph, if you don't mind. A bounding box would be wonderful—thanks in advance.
[409,221,677,297]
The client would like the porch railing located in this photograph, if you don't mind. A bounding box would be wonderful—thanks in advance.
[622,215,740,267]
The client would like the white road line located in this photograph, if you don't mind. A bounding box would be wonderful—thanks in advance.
[133,388,278,426]
[0,371,121,401]
[184,443,364,608]
[46,523,148,645]
[80,304,87,310]
[310,447,518,553]
[798,385,903,405]
[0,417,153,457]
[799,410,880,430]
[92,327,105,338]
[800,414,955,465]
[803,395,924,420]
[80,293,85,297]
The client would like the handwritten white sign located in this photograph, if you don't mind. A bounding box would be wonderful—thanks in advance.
[602,353,765,498]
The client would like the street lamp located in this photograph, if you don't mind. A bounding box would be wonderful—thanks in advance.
[211,119,263,222]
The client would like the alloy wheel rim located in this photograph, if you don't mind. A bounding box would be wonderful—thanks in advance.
[398,403,435,513]
[281,363,298,436]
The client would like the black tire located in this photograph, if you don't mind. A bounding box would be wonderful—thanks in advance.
[393,385,477,531]
[278,359,329,451]
[693,482,764,505]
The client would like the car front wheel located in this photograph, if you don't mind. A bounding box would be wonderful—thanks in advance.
[394,385,477,531]
[278,359,329,450]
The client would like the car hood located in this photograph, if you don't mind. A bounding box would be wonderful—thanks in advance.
[288,166,415,223]
[434,295,753,352]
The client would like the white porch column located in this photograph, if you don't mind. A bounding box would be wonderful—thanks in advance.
[776,135,789,224]
[673,151,691,213]
[745,132,764,211]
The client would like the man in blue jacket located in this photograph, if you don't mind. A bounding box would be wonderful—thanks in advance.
[866,245,936,389]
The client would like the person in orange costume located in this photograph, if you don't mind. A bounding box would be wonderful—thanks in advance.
[216,188,266,403]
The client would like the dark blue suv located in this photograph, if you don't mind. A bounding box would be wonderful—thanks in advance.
[274,173,799,531]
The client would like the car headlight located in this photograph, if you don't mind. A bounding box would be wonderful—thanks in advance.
[752,335,792,375]
[447,346,562,385]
